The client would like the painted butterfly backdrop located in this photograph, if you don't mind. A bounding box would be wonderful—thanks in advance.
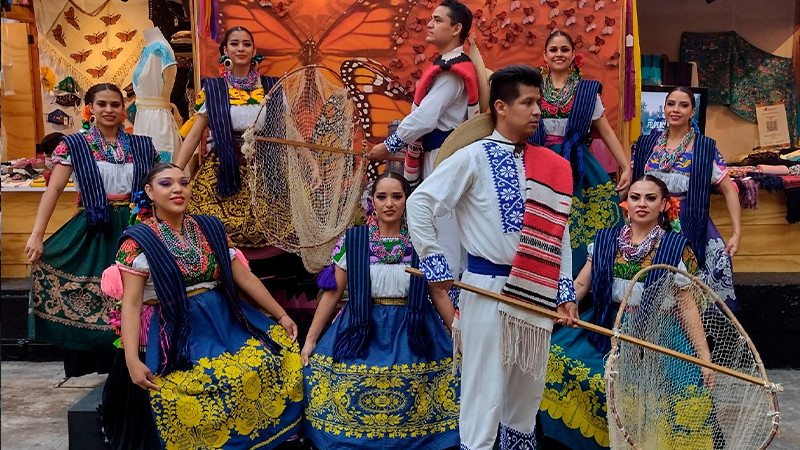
[197,0,624,143]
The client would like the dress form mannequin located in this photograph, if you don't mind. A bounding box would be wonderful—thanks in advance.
[133,27,181,162]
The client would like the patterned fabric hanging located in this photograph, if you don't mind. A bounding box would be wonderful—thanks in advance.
[39,0,144,90]
[680,31,799,144]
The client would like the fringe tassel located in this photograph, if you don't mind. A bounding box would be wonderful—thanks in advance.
[316,264,337,290]
[451,311,462,376]
[332,323,368,361]
[499,311,551,380]
[406,307,430,358]
[739,178,759,210]
[100,264,124,300]
[139,304,154,349]
[240,126,256,160]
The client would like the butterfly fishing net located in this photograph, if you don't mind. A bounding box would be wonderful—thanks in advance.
[605,264,780,449]
[241,66,366,272]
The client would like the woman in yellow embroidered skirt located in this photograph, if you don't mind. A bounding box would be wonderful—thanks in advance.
[541,176,716,449]
[301,172,460,449]
[110,163,303,449]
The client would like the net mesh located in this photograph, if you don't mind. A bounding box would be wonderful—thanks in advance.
[605,265,779,450]
[241,66,366,272]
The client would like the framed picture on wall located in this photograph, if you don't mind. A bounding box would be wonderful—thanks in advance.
[640,85,708,136]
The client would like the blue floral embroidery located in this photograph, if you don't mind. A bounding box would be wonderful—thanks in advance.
[556,276,577,306]
[448,286,461,308]
[482,141,523,234]
[499,423,536,450]
[385,132,407,154]
[420,253,452,282]
[460,445,472,450]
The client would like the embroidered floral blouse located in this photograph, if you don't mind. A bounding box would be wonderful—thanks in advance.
[636,142,728,196]
[115,216,239,301]
[51,127,161,194]
[331,232,414,299]
[540,90,604,138]
[194,83,267,132]
[587,238,700,307]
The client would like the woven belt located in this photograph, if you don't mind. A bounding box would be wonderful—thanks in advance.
[141,287,209,306]
[371,297,408,306]
[135,96,171,110]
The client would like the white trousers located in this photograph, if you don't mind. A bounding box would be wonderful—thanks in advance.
[458,271,551,450]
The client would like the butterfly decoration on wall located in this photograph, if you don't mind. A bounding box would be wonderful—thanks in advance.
[116,29,137,43]
[53,24,67,46]
[86,65,109,79]
[208,0,418,81]
[70,49,92,63]
[84,31,107,45]
[102,48,123,60]
[64,7,80,30]
[340,58,413,179]
[100,13,121,26]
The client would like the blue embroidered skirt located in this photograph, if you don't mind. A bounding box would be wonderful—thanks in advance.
[540,308,611,449]
[304,300,460,449]
[145,288,303,449]
[549,143,624,277]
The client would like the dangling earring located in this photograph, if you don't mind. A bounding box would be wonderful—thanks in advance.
[218,54,232,69]
[251,54,264,66]
[90,114,96,125]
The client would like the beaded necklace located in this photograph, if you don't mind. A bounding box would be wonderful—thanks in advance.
[224,69,259,91]
[368,216,410,264]
[655,125,694,172]
[617,224,664,262]
[90,126,130,164]
[158,216,203,273]
[543,72,579,111]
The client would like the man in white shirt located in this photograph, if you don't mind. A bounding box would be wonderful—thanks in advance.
[369,0,478,287]
[406,65,580,450]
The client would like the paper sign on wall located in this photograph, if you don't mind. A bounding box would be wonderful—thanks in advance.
[756,103,791,148]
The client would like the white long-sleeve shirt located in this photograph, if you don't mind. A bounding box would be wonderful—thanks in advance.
[385,46,469,153]
[407,130,574,303]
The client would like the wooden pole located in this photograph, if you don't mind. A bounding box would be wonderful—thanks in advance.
[406,266,781,390]
[254,136,405,162]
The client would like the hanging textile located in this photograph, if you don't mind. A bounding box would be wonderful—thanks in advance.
[680,31,799,144]
[40,0,145,91]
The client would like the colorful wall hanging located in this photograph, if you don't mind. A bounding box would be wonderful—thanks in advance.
[195,0,625,143]
[39,0,145,91]
[680,31,799,145]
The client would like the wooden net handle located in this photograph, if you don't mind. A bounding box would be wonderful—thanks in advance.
[405,266,781,389]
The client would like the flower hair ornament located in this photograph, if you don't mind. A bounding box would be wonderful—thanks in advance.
[663,197,681,232]
[129,190,153,226]
[81,104,93,130]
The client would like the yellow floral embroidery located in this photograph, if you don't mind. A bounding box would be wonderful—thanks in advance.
[540,344,610,447]
[614,384,714,449]
[228,87,265,106]
[569,181,623,250]
[151,329,303,450]
[305,355,459,439]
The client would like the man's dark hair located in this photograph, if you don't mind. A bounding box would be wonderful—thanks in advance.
[488,65,543,120]
[440,0,472,43]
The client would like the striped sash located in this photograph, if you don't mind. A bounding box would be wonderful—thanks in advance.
[64,132,154,232]
[502,145,573,310]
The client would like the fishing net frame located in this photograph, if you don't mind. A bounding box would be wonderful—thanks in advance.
[605,264,781,450]
[240,65,368,272]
